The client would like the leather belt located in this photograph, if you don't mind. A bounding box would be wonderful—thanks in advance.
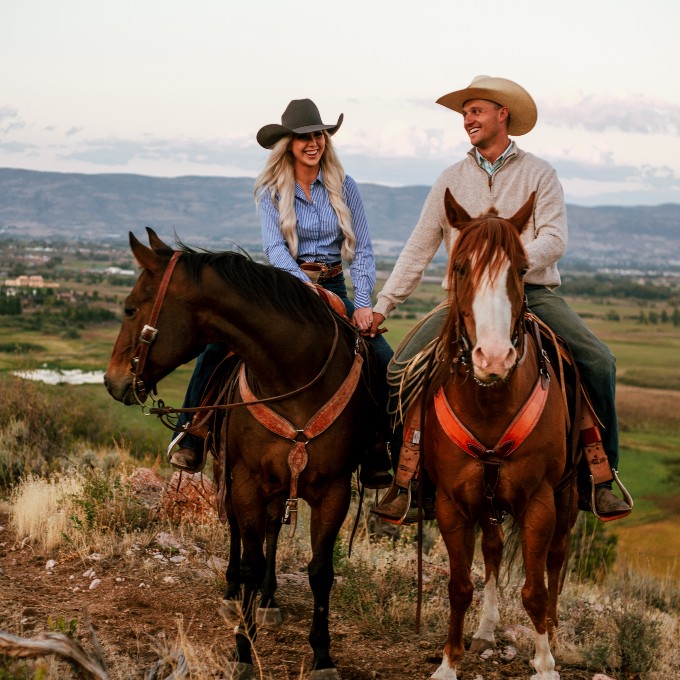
[298,260,344,281]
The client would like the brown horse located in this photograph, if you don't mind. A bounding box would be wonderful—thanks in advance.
[424,191,576,680]
[104,229,380,679]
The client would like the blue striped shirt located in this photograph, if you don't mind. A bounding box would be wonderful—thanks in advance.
[475,140,515,176]
[259,171,376,309]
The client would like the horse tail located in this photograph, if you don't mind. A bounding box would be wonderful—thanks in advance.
[499,518,523,588]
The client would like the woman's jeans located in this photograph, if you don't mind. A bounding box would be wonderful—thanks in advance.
[174,272,394,453]
[388,286,619,486]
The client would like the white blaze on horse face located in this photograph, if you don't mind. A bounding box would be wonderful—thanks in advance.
[470,255,518,381]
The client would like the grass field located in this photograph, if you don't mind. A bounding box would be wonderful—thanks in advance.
[1,279,679,578]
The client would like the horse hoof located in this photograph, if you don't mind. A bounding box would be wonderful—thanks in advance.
[469,637,496,654]
[225,662,254,680]
[218,599,242,626]
[308,669,340,679]
[256,607,283,628]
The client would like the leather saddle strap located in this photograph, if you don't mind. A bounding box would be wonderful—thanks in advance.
[580,408,613,486]
[433,373,549,460]
[238,354,364,535]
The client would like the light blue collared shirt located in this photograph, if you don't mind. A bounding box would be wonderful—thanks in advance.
[475,141,515,176]
[258,170,376,308]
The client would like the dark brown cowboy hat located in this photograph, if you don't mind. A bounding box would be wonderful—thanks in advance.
[436,75,538,136]
[256,98,344,149]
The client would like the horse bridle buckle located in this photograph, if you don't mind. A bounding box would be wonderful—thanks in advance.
[139,324,158,344]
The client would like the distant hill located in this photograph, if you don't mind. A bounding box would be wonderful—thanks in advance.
[1,168,679,269]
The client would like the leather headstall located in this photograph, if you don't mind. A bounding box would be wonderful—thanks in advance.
[131,250,182,404]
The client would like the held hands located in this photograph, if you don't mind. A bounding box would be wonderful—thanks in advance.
[352,308,387,337]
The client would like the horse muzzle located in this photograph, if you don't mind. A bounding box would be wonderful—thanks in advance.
[472,344,518,384]
[103,373,140,405]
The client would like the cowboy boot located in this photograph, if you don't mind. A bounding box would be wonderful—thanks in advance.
[168,430,207,473]
[594,486,631,516]
[371,409,422,523]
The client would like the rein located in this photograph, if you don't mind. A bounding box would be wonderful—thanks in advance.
[129,249,344,418]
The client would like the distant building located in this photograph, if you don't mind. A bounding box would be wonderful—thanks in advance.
[3,275,59,289]
[102,266,136,276]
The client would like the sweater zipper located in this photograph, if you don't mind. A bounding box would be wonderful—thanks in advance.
[486,152,518,193]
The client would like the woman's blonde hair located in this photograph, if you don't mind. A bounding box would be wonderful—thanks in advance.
[254,132,356,262]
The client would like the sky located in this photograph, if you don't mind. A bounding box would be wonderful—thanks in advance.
[2,0,680,206]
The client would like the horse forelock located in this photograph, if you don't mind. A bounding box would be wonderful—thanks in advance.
[175,244,328,324]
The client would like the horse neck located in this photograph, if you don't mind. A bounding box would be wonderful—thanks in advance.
[195,273,342,393]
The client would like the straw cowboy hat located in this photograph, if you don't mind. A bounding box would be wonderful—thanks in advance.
[256,99,344,149]
[436,75,538,136]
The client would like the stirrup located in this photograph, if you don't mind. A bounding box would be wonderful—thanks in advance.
[167,428,186,463]
[590,469,633,522]
[370,480,412,525]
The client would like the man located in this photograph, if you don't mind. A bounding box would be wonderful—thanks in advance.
[370,75,631,521]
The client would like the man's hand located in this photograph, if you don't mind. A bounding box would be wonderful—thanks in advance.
[369,312,386,338]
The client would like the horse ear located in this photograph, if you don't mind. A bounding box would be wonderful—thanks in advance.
[508,192,536,234]
[146,227,171,251]
[129,232,163,272]
[444,188,472,227]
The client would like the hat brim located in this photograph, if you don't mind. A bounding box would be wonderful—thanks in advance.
[436,80,537,136]
[257,113,344,149]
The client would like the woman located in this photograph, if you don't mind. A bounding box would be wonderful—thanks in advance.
[170,99,392,487]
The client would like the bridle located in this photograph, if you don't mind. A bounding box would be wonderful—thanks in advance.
[448,262,528,387]
[127,249,352,415]
[130,251,181,406]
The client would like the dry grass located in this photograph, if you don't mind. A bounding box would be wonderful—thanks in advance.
[10,474,85,551]
[617,384,680,433]
[3,455,680,679]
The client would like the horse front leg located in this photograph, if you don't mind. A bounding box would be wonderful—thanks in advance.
[469,517,504,654]
[518,488,559,680]
[432,503,476,680]
[546,482,578,639]
[307,482,351,678]
[224,495,242,601]
[257,508,283,628]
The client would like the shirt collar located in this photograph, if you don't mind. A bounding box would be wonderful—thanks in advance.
[475,141,515,176]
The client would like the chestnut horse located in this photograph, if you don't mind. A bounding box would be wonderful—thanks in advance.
[424,191,576,680]
[104,229,379,679]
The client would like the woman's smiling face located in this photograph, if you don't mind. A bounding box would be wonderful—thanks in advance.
[289,130,326,171]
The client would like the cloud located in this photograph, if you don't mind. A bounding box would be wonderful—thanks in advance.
[0,106,24,134]
[541,94,680,135]
[60,135,261,170]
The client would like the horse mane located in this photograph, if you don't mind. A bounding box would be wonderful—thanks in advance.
[441,212,528,359]
[173,242,329,325]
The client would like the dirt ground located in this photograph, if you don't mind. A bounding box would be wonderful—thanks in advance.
[0,507,600,680]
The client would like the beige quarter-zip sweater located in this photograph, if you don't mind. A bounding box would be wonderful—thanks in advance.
[374,145,568,318]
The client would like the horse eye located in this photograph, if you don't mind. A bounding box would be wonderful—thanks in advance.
[124,306,137,319]
[519,267,528,279]
[454,262,466,275]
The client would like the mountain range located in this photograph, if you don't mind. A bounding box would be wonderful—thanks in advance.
[1,168,679,270]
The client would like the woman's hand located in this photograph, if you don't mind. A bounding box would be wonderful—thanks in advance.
[352,306,373,333]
